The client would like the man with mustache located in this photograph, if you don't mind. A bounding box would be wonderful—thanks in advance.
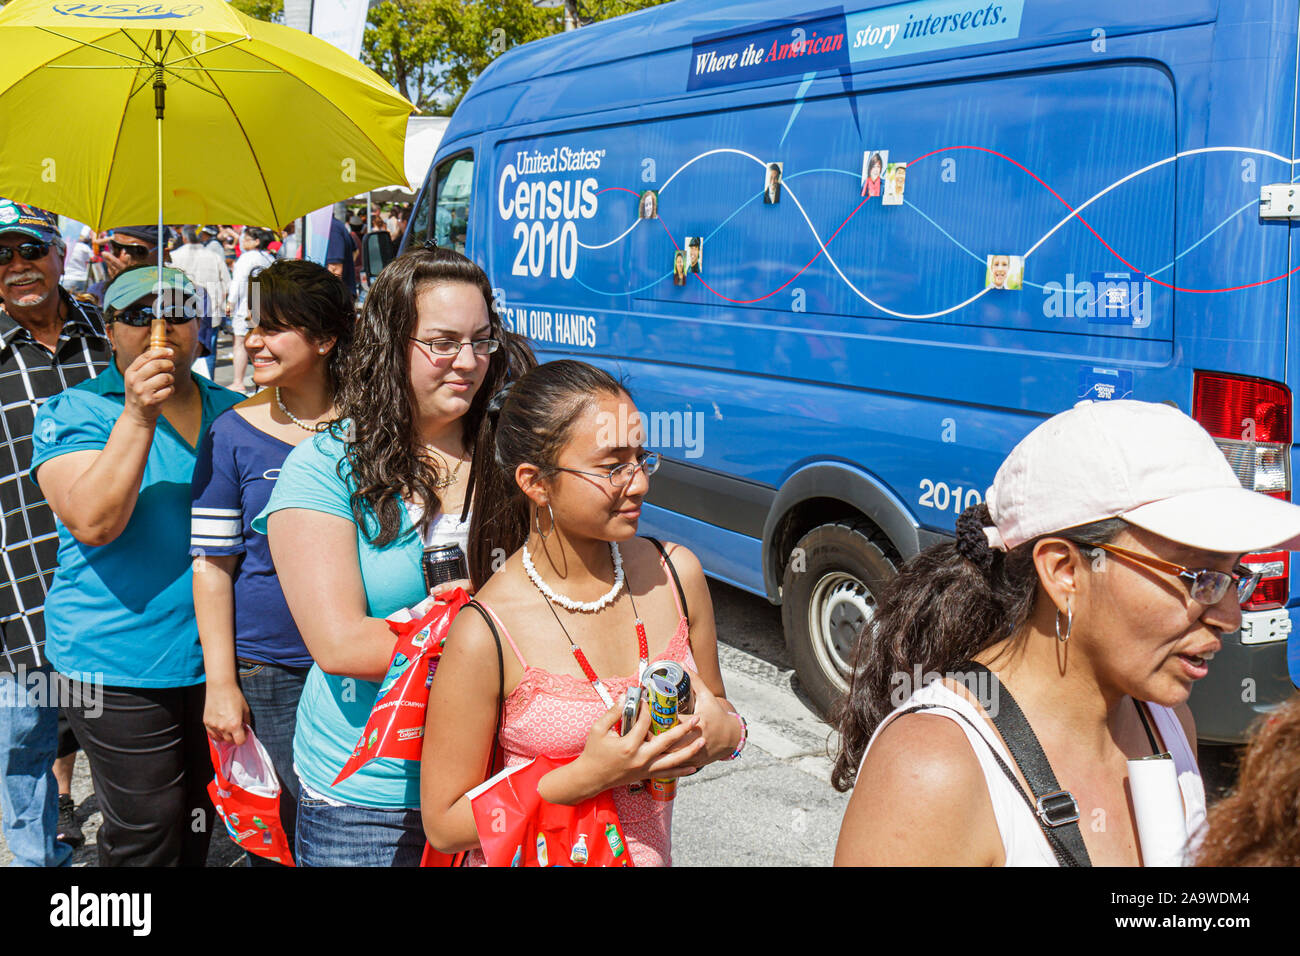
[0,199,110,865]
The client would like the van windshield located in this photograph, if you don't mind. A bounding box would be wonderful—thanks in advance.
[431,152,473,254]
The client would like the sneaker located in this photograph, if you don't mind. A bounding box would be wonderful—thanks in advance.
[57,794,84,849]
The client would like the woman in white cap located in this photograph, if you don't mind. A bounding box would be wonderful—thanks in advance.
[832,399,1300,866]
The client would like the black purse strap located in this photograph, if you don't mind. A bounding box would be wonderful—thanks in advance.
[643,536,688,624]
[895,701,1087,868]
[924,661,1093,867]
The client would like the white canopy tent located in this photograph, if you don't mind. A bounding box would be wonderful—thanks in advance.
[362,115,448,203]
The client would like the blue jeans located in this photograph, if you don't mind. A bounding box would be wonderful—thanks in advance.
[236,659,308,867]
[0,668,72,867]
[294,792,424,867]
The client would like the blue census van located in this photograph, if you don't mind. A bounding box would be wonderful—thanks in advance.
[404,0,1300,741]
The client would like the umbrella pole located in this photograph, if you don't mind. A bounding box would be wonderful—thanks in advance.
[151,30,167,353]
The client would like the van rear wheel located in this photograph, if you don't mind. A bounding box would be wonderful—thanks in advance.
[780,522,897,720]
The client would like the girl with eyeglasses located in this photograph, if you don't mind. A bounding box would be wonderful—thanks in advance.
[30,265,244,865]
[420,360,747,866]
[254,246,534,866]
[189,259,353,865]
[833,399,1300,867]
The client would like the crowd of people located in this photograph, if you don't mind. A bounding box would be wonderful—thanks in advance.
[1,193,1298,868]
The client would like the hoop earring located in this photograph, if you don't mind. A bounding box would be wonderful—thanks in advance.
[1055,602,1073,643]
[535,502,555,543]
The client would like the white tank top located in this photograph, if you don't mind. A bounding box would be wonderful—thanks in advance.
[860,681,1207,866]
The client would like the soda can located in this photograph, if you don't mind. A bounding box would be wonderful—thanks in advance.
[422,543,468,591]
[645,674,679,802]
[643,661,692,715]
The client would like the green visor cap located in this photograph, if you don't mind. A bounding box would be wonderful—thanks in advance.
[104,266,199,313]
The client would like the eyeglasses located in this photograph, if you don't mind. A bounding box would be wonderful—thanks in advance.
[409,337,500,357]
[1083,542,1260,605]
[110,240,153,257]
[0,241,50,265]
[553,452,661,489]
[111,307,196,328]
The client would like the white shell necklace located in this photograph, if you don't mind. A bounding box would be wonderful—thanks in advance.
[275,387,328,433]
[522,541,624,612]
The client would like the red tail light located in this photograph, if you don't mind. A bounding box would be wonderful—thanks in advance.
[1242,550,1288,611]
[1193,371,1292,607]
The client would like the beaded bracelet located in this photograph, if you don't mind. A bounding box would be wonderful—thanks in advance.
[725,712,748,760]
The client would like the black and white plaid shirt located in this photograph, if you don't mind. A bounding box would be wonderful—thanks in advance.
[0,290,109,673]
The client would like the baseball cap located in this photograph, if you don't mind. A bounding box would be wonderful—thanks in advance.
[110,225,160,247]
[0,199,60,244]
[983,399,1300,555]
[104,266,197,312]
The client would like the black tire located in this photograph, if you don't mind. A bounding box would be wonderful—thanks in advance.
[780,521,897,720]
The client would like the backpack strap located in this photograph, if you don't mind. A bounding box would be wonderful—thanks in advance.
[643,536,689,625]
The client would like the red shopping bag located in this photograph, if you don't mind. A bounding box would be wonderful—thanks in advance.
[468,755,634,867]
[207,729,295,866]
[333,588,471,786]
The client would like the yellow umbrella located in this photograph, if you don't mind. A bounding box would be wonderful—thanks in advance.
[0,0,414,230]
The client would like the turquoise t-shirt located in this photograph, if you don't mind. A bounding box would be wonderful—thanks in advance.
[253,427,430,809]
[31,363,242,687]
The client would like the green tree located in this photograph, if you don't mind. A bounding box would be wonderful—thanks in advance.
[363,0,669,113]
[228,0,284,24]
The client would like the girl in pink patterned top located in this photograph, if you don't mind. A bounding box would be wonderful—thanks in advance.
[419,361,746,865]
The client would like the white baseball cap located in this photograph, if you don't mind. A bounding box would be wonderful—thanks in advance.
[983,399,1300,554]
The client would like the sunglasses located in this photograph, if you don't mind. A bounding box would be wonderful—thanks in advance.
[0,241,51,265]
[112,307,196,328]
[110,240,153,257]
[1083,542,1260,605]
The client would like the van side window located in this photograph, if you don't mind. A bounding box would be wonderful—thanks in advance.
[431,152,474,255]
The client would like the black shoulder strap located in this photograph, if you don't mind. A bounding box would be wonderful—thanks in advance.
[444,600,505,868]
[951,662,1091,867]
[1134,698,1161,753]
[462,600,504,770]
[643,536,689,624]
[894,701,1087,868]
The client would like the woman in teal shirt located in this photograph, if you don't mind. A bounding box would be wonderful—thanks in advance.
[32,265,242,866]
[257,246,532,866]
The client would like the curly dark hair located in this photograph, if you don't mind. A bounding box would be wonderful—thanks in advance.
[830,503,1126,792]
[1197,692,1300,866]
[332,245,534,547]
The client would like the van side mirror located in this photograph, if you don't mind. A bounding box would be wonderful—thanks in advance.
[363,230,394,282]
